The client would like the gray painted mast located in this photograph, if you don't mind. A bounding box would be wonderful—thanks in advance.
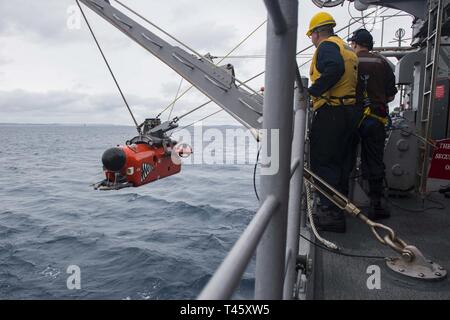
[255,0,298,299]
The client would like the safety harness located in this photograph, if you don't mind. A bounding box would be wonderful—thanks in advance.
[358,75,389,127]
[319,94,356,107]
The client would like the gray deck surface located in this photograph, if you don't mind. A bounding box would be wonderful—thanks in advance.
[314,190,450,300]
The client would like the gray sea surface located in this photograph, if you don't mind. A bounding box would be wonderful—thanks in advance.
[0,124,258,299]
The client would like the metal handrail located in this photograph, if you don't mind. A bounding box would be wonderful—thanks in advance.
[283,74,309,299]
[290,157,301,178]
[197,195,280,300]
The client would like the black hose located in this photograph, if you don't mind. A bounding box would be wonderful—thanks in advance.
[253,147,261,201]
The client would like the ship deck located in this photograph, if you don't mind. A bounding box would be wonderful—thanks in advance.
[313,182,450,300]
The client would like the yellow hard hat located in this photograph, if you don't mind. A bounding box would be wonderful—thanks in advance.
[307,12,337,36]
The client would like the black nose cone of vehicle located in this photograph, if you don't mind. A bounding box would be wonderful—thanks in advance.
[102,147,126,172]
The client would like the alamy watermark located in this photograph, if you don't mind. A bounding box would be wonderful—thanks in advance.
[169,124,281,176]
[66,265,81,290]
[67,5,82,30]
[366,265,381,290]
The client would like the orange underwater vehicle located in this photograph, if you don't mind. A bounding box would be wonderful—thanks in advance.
[94,118,190,190]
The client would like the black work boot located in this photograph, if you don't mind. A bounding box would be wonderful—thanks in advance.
[368,198,391,221]
[313,206,346,233]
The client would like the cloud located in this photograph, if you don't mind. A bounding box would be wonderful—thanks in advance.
[0,0,130,48]
[174,21,238,53]
[0,0,73,41]
[0,89,229,125]
[0,0,241,54]
[0,56,13,66]
[0,0,414,128]
[159,80,187,97]
[0,89,165,124]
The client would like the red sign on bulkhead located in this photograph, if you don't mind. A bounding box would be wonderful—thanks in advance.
[428,138,450,180]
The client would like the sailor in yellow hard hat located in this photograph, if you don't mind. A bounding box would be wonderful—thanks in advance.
[307,12,362,233]
[306,11,337,38]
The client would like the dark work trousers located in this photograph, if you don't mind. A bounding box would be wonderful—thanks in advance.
[359,117,386,200]
[310,104,363,212]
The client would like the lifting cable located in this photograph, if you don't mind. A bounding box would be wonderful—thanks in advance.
[167,78,184,121]
[172,101,215,127]
[75,0,140,133]
[174,109,224,133]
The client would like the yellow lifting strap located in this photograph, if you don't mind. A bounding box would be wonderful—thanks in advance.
[359,85,388,127]
[360,106,389,126]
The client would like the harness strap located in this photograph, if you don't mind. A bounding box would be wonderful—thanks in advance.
[358,106,389,127]
[358,75,388,127]
[318,94,356,106]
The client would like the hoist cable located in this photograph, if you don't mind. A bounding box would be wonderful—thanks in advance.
[156,87,193,119]
[175,101,214,123]
[217,20,267,65]
[167,78,184,121]
[174,109,223,132]
[75,0,140,133]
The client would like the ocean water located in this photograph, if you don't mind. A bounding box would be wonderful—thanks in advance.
[0,124,259,299]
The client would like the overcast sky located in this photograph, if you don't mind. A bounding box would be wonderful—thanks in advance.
[0,0,413,126]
